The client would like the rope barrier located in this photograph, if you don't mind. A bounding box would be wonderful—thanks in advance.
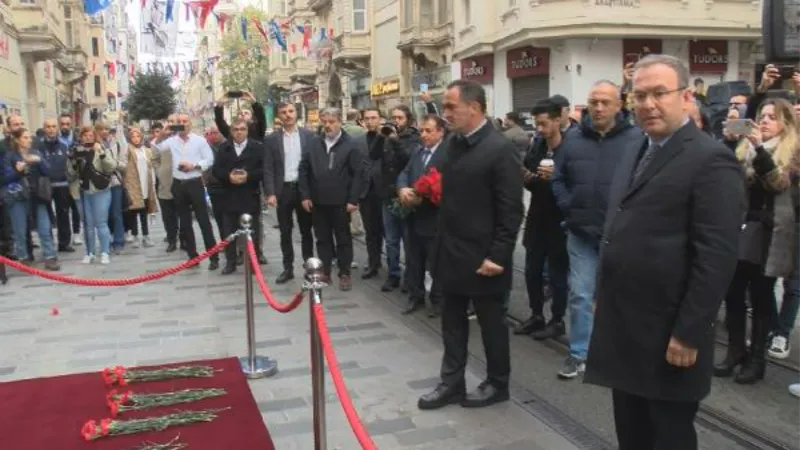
[312,302,378,450]
[245,239,305,313]
[0,232,238,286]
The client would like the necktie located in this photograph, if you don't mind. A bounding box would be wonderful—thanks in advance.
[421,148,431,167]
[632,142,660,185]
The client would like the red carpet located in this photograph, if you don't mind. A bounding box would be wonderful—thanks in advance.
[0,357,275,450]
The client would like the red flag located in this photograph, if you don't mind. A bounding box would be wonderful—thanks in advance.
[253,17,268,41]
[217,13,226,34]
[140,0,146,9]
[174,62,179,78]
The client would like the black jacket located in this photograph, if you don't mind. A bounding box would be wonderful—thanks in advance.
[585,122,743,402]
[374,127,420,201]
[298,131,364,206]
[214,102,267,141]
[522,135,564,247]
[263,127,316,199]
[210,139,265,214]
[36,137,70,185]
[433,123,524,296]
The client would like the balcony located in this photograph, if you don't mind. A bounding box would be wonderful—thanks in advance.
[332,32,370,71]
[17,24,65,61]
[58,49,88,84]
[308,0,331,13]
[290,56,316,80]
[269,67,293,87]
[398,23,453,51]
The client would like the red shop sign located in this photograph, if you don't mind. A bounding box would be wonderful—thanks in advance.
[623,39,662,65]
[689,40,728,73]
[460,54,494,84]
[506,46,550,79]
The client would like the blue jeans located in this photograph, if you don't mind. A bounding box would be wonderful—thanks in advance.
[566,231,599,361]
[7,198,56,260]
[109,185,125,249]
[772,224,800,338]
[81,190,112,256]
[382,204,406,278]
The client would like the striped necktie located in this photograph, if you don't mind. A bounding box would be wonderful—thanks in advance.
[632,142,660,185]
[421,148,431,167]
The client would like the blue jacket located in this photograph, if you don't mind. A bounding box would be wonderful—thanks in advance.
[552,110,642,240]
[3,150,50,193]
[36,137,70,185]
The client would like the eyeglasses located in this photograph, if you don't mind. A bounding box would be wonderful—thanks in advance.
[631,87,687,104]
[232,127,247,131]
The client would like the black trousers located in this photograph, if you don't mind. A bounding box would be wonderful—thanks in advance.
[612,389,699,450]
[158,197,180,243]
[171,178,218,261]
[440,292,510,389]
[312,204,352,277]
[360,189,383,269]
[223,206,262,263]
[208,191,226,240]
[277,182,313,270]
[51,186,74,249]
[524,223,569,319]
[406,228,442,304]
[127,208,149,236]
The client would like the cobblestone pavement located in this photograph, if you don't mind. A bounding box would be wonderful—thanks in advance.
[0,215,578,450]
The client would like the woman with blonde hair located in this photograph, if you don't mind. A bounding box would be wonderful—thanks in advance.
[715,98,800,384]
[123,127,157,248]
[67,126,117,264]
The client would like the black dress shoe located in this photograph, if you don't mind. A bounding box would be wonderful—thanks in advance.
[461,381,509,408]
[417,383,466,410]
[427,303,441,318]
[402,298,423,315]
[257,254,268,265]
[276,270,294,284]
[362,267,379,279]
[531,319,566,341]
[58,246,76,253]
[166,242,177,253]
[514,315,546,335]
[221,264,236,275]
[236,254,244,265]
[208,260,220,271]
[381,276,400,292]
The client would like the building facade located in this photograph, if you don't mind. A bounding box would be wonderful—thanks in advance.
[370,0,401,113]
[452,0,762,118]
[85,15,106,124]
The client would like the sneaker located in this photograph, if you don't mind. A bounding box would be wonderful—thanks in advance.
[72,235,83,245]
[124,232,134,243]
[768,335,791,360]
[790,384,800,398]
[142,236,154,248]
[100,253,111,264]
[82,254,95,264]
[130,236,141,249]
[557,356,586,380]
[43,258,61,271]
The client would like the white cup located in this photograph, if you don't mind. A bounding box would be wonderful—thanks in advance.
[539,158,554,168]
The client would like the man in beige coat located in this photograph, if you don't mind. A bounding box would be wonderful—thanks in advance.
[151,119,181,252]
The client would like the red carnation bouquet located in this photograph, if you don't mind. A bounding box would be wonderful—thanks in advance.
[412,167,443,206]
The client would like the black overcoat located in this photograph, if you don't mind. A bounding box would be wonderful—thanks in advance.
[210,139,265,214]
[584,122,743,402]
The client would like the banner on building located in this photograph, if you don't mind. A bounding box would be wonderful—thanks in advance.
[139,0,197,59]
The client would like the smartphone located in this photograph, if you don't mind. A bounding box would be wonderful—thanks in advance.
[777,65,797,80]
[169,124,185,132]
[227,91,243,98]
[232,168,246,175]
[725,119,754,136]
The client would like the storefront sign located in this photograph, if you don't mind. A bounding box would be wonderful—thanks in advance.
[689,40,729,73]
[411,66,452,92]
[370,79,400,97]
[595,0,640,7]
[622,39,662,65]
[460,55,493,84]
[506,46,550,79]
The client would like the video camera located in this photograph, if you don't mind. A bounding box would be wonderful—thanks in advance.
[379,121,399,136]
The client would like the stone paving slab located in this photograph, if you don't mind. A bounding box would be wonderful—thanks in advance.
[0,215,579,450]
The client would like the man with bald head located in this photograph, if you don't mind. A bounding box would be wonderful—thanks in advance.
[550,79,642,380]
[37,119,74,252]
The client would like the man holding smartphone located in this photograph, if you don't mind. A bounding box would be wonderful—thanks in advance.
[153,113,219,270]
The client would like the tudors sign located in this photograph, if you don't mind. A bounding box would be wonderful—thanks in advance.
[689,40,729,73]
[506,46,550,78]
[460,54,494,84]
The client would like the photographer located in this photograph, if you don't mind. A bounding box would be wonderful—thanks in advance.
[378,105,420,293]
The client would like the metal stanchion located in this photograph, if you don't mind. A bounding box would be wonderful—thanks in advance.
[238,213,279,379]
[304,257,327,450]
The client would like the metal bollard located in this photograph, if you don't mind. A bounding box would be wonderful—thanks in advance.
[238,213,279,379]
[305,257,327,450]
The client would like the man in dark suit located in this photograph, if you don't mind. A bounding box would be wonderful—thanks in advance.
[211,118,265,274]
[418,80,524,410]
[584,54,743,450]
[396,114,448,316]
[298,107,364,291]
[358,107,386,279]
[263,102,315,283]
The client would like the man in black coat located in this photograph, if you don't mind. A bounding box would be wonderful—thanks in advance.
[263,102,315,283]
[418,80,524,410]
[584,54,743,450]
[298,107,364,291]
[356,107,385,278]
[396,114,448,316]
[211,118,265,274]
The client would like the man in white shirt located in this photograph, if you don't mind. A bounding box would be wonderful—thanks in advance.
[154,113,219,270]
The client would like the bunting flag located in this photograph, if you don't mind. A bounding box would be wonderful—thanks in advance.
[240,17,247,41]
[253,18,268,42]
[269,19,287,51]
[185,3,190,21]
[217,13,227,34]
[165,0,175,22]
[298,22,312,55]
[84,0,113,15]
[140,0,146,9]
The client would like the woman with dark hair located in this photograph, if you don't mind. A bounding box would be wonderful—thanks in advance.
[1,127,60,270]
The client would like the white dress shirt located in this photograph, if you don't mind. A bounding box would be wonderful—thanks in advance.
[422,140,442,167]
[324,131,342,153]
[234,139,248,157]
[282,129,301,182]
[155,133,214,180]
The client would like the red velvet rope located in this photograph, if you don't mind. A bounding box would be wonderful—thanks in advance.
[312,303,377,450]
[246,238,305,313]
[0,238,232,286]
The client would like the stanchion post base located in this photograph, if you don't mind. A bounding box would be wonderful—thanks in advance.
[238,356,278,379]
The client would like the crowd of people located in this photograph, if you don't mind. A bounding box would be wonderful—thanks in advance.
[0,54,798,450]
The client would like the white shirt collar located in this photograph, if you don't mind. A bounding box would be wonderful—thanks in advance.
[234,139,247,148]
[465,119,488,138]
[425,140,442,153]
[324,131,342,145]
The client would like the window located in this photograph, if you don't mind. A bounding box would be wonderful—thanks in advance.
[509,0,516,6]
[18,0,36,4]
[281,0,287,15]
[403,0,413,27]
[353,0,366,31]
[463,0,471,25]
[93,76,101,97]
[65,22,74,48]
[420,0,433,27]
[438,0,450,24]
[281,51,288,67]
[107,95,116,111]
[91,37,99,56]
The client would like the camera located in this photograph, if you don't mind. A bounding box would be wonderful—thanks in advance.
[380,121,398,136]
[169,124,186,132]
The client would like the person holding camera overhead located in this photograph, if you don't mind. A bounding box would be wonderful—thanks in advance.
[67,126,118,265]
[213,90,267,141]
[153,113,218,271]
